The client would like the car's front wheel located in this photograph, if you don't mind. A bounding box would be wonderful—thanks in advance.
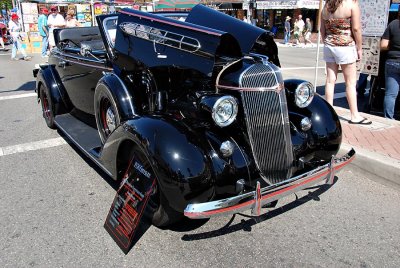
[39,83,56,129]
[94,83,121,144]
[120,147,182,228]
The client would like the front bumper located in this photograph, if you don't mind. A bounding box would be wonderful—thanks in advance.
[184,148,355,219]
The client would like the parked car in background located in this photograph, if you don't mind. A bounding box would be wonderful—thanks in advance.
[34,5,355,227]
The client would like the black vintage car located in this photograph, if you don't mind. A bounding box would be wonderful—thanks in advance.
[34,5,355,227]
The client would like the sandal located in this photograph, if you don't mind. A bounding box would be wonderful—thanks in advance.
[348,118,372,125]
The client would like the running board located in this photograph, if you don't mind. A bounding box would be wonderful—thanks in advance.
[54,114,112,177]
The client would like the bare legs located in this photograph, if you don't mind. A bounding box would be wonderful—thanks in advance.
[325,62,365,122]
[0,36,4,49]
[341,63,365,122]
[325,62,338,105]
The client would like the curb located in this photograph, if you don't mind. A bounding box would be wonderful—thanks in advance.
[339,143,400,191]
[334,106,400,190]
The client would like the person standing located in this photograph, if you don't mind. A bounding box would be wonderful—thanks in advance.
[293,18,300,45]
[47,6,65,50]
[8,14,31,61]
[297,14,305,45]
[380,9,400,119]
[284,16,291,45]
[37,8,49,58]
[320,0,371,124]
[304,18,313,46]
[65,10,81,28]
[0,14,6,50]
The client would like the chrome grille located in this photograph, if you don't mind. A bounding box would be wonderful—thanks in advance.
[240,63,283,88]
[240,63,293,184]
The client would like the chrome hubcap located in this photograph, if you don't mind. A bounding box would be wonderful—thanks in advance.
[106,107,116,132]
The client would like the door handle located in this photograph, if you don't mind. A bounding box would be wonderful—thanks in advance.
[58,61,67,68]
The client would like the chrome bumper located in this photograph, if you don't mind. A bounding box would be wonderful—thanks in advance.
[184,149,355,219]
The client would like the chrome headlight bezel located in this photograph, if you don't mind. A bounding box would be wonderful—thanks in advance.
[212,96,238,127]
[295,82,315,108]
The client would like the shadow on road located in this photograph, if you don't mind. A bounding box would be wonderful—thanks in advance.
[1,81,36,93]
[316,82,371,113]
[180,178,338,241]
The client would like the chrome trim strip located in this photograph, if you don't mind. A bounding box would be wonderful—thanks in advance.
[216,83,284,92]
[119,22,201,53]
[52,54,112,71]
[118,10,221,37]
[184,149,355,219]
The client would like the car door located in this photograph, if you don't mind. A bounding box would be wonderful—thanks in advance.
[53,45,112,116]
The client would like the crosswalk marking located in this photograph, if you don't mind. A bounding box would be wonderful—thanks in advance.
[0,92,37,101]
[0,137,67,157]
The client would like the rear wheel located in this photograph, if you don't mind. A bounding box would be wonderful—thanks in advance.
[121,147,182,227]
[39,84,56,129]
[94,84,120,144]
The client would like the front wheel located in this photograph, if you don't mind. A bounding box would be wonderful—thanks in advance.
[121,147,182,227]
[39,84,56,129]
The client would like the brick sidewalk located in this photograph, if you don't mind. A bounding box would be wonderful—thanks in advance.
[334,107,400,161]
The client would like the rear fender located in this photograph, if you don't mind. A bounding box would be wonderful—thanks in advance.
[36,64,72,115]
[101,116,214,212]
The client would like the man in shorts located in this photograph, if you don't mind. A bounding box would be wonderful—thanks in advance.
[304,18,313,46]
[47,6,65,50]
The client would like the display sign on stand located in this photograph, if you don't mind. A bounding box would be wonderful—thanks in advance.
[357,37,381,75]
[358,0,391,75]
[104,158,156,254]
[360,0,391,36]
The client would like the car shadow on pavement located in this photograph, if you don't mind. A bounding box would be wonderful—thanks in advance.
[180,177,338,241]
[1,81,36,93]
[56,130,120,190]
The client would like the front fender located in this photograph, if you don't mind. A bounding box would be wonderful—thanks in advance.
[36,64,72,115]
[101,115,214,212]
[96,73,136,121]
[285,79,342,161]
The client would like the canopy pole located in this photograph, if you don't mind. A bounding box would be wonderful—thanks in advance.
[313,0,324,92]
[91,0,95,26]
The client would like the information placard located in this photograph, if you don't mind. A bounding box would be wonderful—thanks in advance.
[357,37,381,75]
[360,0,391,36]
[104,158,155,254]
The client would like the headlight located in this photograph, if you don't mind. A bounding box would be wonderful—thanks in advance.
[212,96,238,127]
[295,82,314,108]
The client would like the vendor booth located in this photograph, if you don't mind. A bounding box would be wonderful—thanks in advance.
[14,0,158,53]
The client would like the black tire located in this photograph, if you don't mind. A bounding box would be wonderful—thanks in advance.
[121,148,182,228]
[39,84,56,129]
[148,187,183,227]
[94,83,121,144]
